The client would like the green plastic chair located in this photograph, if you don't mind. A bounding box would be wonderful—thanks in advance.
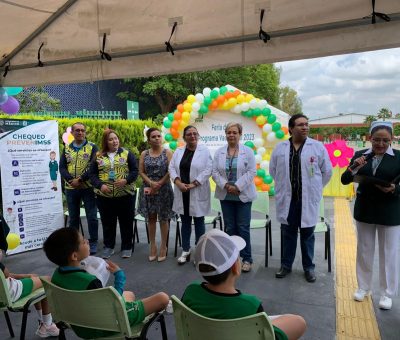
[0,271,46,340]
[174,193,223,257]
[40,278,168,340]
[251,191,272,267]
[279,197,331,272]
[171,295,276,340]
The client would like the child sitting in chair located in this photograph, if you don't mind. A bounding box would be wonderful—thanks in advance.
[182,229,307,340]
[0,252,59,338]
[43,228,169,339]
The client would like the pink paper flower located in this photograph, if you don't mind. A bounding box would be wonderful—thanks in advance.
[324,140,354,168]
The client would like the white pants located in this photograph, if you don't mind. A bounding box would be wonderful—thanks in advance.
[355,221,400,296]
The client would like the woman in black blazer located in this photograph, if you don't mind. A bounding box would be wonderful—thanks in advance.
[341,121,400,310]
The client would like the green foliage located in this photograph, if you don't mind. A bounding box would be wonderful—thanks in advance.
[277,86,303,115]
[364,115,377,124]
[310,126,370,138]
[0,114,157,156]
[377,107,392,120]
[15,87,61,112]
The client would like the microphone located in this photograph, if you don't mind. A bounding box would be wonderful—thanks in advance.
[349,152,375,171]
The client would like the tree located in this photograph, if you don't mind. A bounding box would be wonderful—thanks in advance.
[16,87,61,112]
[364,115,377,124]
[117,64,281,118]
[277,86,303,115]
[377,107,391,120]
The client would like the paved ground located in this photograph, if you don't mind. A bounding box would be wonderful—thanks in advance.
[0,197,398,339]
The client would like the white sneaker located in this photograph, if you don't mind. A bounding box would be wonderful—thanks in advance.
[353,289,370,301]
[378,295,392,310]
[177,250,191,265]
[36,322,60,338]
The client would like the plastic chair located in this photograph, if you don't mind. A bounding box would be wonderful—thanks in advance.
[171,295,275,340]
[251,191,272,267]
[279,197,331,272]
[0,271,46,340]
[174,193,223,257]
[40,278,168,340]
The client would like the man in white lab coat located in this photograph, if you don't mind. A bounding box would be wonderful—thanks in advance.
[270,114,332,282]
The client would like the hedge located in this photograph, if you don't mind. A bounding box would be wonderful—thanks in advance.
[0,114,158,156]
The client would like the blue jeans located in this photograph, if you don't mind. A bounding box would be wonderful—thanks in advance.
[220,200,253,263]
[65,188,98,243]
[180,215,205,252]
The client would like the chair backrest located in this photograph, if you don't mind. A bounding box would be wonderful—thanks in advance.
[171,295,275,340]
[210,192,221,212]
[251,191,270,216]
[319,197,325,219]
[0,270,12,308]
[40,278,132,336]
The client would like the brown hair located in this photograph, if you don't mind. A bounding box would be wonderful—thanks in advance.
[146,127,161,140]
[225,122,242,134]
[100,128,119,155]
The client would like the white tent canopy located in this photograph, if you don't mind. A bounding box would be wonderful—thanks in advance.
[1,0,400,87]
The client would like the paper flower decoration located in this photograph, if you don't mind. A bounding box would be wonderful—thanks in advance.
[62,127,74,145]
[325,140,354,167]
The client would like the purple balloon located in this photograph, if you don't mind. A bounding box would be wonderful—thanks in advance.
[0,87,8,105]
[0,96,20,114]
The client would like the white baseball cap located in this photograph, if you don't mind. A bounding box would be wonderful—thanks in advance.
[194,229,246,276]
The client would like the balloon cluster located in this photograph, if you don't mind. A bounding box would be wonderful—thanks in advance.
[0,87,23,114]
[161,86,290,194]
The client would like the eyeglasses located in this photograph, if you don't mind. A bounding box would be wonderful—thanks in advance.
[371,138,391,144]
[73,129,86,133]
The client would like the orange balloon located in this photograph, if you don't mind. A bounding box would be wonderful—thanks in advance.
[261,184,270,192]
[217,95,225,105]
[225,92,233,99]
[177,104,184,113]
[174,111,182,120]
[282,127,288,134]
[171,120,179,129]
[171,129,179,139]
[178,141,185,147]
[233,90,241,97]
[211,100,219,110]
[254,177,263,186]
[256,164,260,169]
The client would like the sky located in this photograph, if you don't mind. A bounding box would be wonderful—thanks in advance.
[276,47,400,119]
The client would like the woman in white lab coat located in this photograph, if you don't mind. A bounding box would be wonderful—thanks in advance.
[169,126,212,264]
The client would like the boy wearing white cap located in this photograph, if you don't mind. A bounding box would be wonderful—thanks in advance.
[182,229,306,340]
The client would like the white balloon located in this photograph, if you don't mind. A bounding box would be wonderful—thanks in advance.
[241,103,250,112]
[195,93,204,103]
[255,154,262,164]
[257,147,266,156]
[267,132,277,142]
[232,105,242,114]
[249,99,258,109]
[189,111,199,123]
[263,124,272,133]
[163,143,170,150]
[258,99,267,109]
[254,138,264,148]
[260,160,269,170]
[203,87,211,97]
[192,102,200,112]
[213,87,220,93]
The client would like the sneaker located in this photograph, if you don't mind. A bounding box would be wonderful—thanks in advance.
[89,242,97,255]
[121,249,132,258]
[241,261,252,272]
[378,295,392,310]
[353,288,370,302]
[102,247,115,259]
[36,322,60,338]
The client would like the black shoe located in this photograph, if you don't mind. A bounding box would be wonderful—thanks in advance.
[275,267,291,278]
[305,270,316,282]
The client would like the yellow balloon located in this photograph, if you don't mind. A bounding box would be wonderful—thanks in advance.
[245,94,254,102]
[6,233,20,250]
[262,154,269,160]
[182,111,190,122]
[256,115,266,125]
[265,154,271,160]
[228,98,237,107]
[236,94,245,104]
[179,120,188,130]
[221,102,229,110]
[187,94,196,104]
[183,102,192,112]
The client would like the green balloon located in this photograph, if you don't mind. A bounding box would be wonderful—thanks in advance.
[264,175,273,184]
[163,120,172,128]
[272,122,281,132]
[210,89,219,99]
[165,133,173,142]
[276,130,285,139]
[199,104,209,114]
[220,86,228,95]
[204,96,212,106]
[256,169,266,178]
[169,141,177,150]
[267,114,276,124]
[253,108,261,116]
[265,107,271,115]
[244,141,255,149]
[168,113,174,121]
[269,187,275,196]
[261,108,269,116]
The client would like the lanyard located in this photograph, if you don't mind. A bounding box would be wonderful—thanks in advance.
[227,146,238,180]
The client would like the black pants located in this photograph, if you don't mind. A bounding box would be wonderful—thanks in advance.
[96,194,134,250]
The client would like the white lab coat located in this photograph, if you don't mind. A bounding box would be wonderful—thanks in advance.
[270,138,332,228]
[212,144,257,203]
[169,144,212,217]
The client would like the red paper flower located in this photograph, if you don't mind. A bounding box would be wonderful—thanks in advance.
[324,140,354,168]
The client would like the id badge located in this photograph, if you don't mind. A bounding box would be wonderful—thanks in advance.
[309,165,315,177]
[108,169,115,181]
